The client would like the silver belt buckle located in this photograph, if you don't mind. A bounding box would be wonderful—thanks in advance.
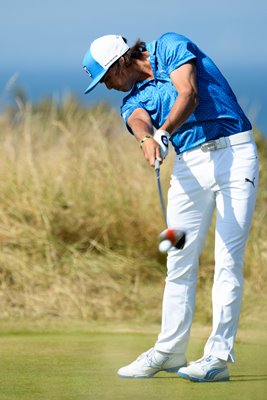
[201,137,228,152]
[201,140,217,152]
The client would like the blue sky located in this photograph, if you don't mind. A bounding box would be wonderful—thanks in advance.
[2,0,266,69]
[1,0,267,132]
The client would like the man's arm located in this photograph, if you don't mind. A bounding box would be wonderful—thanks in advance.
[127,108,162,167]
[127,61,199,167]
[160,60,199,134]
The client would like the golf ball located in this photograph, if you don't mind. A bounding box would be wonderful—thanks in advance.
[159,239,172,253]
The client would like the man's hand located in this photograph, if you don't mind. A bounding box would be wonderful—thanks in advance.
[141,137,162,167]
[127,109,170,167]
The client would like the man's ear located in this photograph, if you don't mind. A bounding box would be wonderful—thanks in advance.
[119,56,126,67]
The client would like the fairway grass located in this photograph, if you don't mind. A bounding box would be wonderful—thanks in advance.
[0,321,266,400]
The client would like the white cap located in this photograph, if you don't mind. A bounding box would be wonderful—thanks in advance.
[82,35,129,94]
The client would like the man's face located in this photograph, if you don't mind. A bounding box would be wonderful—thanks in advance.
[101,61,134,92]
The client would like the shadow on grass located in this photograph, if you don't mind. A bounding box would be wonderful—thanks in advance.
[230,375,267,382]
[152,374,267,382]
[151,376,179,379]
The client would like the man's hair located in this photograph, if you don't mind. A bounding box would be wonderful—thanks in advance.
[122,38,147,66]
[111,38,147,73]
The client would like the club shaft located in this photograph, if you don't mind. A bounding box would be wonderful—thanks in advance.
[155,159,167,226]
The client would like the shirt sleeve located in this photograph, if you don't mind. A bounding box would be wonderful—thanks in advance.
[120,93,144,134]
[157,32,197,75]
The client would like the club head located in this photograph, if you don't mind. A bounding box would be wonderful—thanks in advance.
[173,231,186,249]
[159,228,186,250]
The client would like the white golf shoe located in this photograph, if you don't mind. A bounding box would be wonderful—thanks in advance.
[117,348,187,378]
[178,355,229,382]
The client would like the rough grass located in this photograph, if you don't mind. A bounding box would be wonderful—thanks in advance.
[0,97,266,322]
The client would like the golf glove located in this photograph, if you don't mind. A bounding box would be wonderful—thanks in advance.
[153,130,170,159]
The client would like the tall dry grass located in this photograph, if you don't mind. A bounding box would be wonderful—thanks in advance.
[0,97,266,323]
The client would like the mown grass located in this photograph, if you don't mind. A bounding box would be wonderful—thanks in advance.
[0,96,266,322]
[0,321,266,400]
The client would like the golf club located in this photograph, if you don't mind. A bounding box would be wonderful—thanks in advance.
[154,159,186,252]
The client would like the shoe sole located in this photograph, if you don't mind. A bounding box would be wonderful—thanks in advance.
[118,363,187,379]
[178,371,230,383]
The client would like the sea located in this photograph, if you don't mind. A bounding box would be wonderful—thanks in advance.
[1,66,266,138]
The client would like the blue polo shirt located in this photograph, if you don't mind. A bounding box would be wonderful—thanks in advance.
[120,32,251,154]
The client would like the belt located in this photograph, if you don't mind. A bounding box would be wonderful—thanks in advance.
[199,130,253,152]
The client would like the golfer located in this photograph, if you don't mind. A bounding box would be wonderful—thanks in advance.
[82,33,258,382]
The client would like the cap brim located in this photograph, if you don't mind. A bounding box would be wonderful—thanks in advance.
[84,69,107,94]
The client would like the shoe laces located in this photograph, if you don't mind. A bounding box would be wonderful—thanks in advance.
[190,355,227,372]
[190,355,218,366]
[189,356,205,365]
[137,348,169,368]
[137,348,154,362]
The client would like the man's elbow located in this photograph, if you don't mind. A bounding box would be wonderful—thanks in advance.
[191,90,199,109]
[182,88,199,110]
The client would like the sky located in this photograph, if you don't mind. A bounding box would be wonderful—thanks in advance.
[1,0,267,133]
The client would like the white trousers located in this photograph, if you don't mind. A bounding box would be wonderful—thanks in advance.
[155,138,259,362]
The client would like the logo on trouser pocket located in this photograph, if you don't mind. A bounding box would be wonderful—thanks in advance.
[245,177,255,188]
